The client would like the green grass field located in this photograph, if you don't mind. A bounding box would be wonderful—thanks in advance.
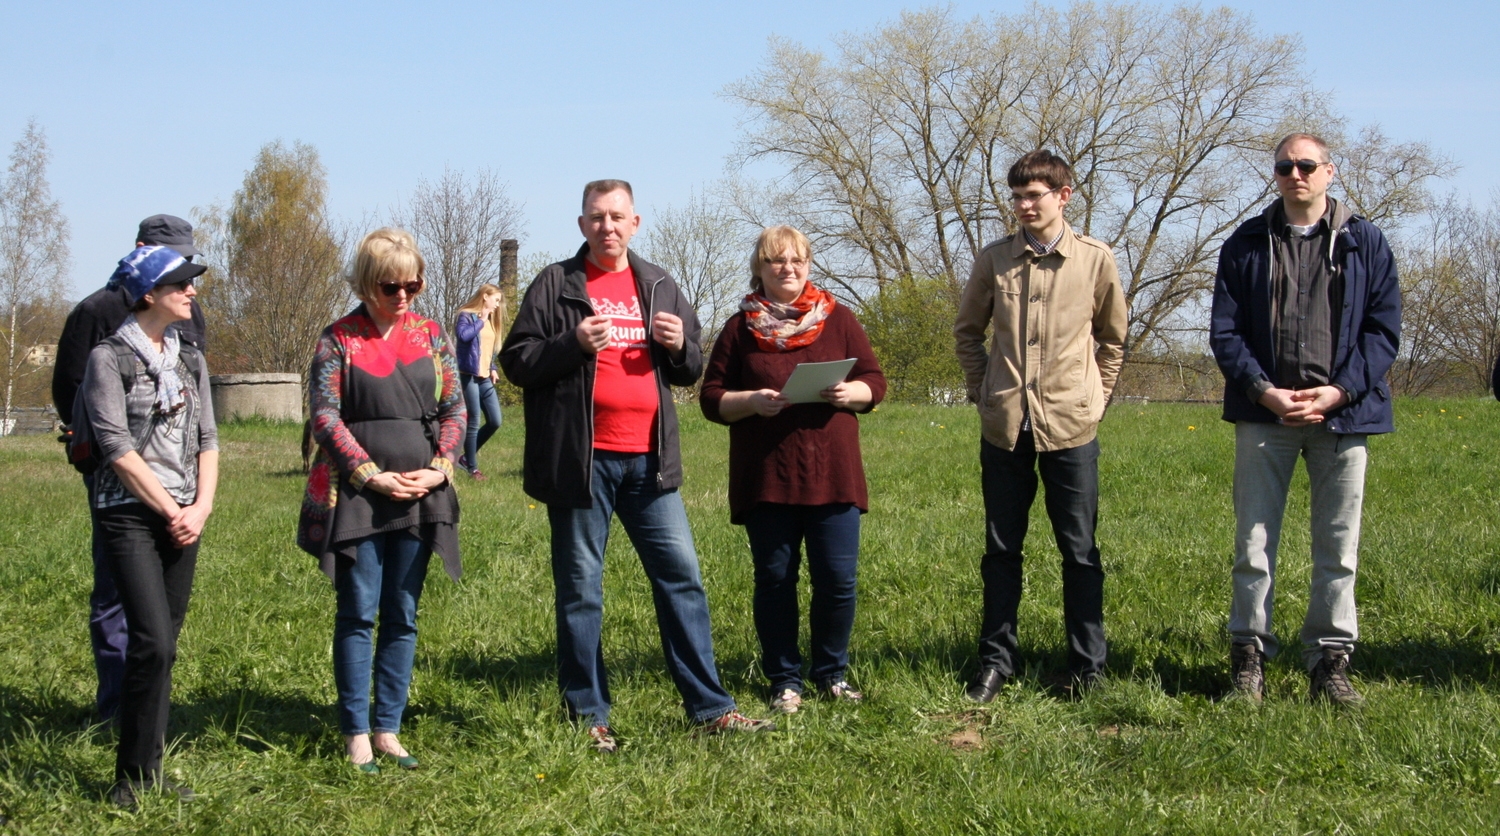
[3,398,1500,834]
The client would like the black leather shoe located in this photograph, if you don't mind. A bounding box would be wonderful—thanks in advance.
[965,668,1007,703]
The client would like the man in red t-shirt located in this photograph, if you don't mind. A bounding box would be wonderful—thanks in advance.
[500,180,774,751]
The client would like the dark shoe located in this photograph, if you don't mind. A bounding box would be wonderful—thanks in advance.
[965,668,1007,703]
[1309,648,1364,707]
[156,776,197,801]
[817,680,863,703]
[469,470,488,481]
[696,711,776,735]
[109,779,143,809]
[769,688,803,714]
[588,725,619,754]
[1229,642,1265,704]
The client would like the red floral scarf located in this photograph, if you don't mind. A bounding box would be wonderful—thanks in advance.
[740,282,837,352]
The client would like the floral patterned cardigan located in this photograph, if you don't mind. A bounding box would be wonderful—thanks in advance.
[297,305,466,581]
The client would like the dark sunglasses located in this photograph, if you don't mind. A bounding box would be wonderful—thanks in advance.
[378,279,423,297]
[158,277,195,291]
[1274,159,1327,177]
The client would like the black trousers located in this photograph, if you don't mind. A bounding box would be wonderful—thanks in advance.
[977,434,1106,678]
[96,504,197,783]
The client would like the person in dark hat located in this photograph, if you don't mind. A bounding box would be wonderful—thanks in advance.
[51,215,209,723]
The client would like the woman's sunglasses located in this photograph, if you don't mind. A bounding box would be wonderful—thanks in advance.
[379,279,423,297]
[1273,159,1327,177]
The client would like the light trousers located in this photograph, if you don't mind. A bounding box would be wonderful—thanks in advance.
[1229,421,1367,670]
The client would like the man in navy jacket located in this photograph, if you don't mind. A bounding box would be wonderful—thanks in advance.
[1210,133,1401,707]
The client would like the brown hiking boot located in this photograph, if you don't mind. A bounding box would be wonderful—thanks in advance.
[1309,648,1364,707]
[1229,642,1265,703]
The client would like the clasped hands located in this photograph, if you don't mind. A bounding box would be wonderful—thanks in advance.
[366,469,447,501]
[1258,385,1347,426]
[576,312,685,356]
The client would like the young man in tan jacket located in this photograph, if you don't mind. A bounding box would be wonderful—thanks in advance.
[953,150,1128,701]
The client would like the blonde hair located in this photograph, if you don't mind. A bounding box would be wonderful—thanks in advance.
[457,282,507,335]
[749,225,812,293]
[349,227,425,301]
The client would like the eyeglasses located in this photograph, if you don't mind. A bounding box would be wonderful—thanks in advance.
[767,258,809,268]
[1274,159,1328,177]
[379,279,423,297]
[1010,186,1062,207]
[159,278,195,291]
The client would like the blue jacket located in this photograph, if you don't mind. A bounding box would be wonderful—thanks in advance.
[1210,201,1401,435]
[453,311,487,376]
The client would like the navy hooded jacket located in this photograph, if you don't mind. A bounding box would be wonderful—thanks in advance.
[1210,202,1401,435]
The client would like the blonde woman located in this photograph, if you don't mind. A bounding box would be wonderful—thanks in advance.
[453,284,506,479]
[298,228,465,773]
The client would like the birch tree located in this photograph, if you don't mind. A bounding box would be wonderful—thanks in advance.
[0,120,69,429]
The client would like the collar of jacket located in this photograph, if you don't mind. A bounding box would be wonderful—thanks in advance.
[1001,224,1083,261]
[559,242,669,299]
[1257,196,1360,263]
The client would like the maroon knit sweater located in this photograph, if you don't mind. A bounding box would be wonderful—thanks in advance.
[700,303,887,524]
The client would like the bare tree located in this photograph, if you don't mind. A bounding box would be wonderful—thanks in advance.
[196,140,349,376]
[0,120,69,429]
[725,3,1448,363]
[392,167,526,332]
[637,189,748,341]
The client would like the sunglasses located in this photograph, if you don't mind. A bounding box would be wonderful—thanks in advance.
[1274,159,1327,177]
[378,279,423,297]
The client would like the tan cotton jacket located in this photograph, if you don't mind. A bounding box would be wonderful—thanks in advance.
[953,226,1128,452]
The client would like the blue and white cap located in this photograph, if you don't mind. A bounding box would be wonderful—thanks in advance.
[106,245,206,304]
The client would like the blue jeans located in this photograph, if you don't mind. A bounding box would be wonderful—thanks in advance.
[744,503,861,692]
[977,434,1106,678]
[333,530,431,735]
[547,450,736,726]
[1230,422,1367,669]
[460,373,502,473]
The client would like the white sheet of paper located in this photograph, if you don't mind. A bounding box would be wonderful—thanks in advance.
[779,358,858,404]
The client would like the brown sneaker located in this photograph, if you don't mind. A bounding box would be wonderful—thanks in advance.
[696,711,776,735]
[1229,642,1265,703]
[1309,648,1364,707]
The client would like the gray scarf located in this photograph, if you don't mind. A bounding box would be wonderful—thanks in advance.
[116,316,188,415]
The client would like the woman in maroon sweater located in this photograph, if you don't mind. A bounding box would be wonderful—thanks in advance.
[700,225,886,714]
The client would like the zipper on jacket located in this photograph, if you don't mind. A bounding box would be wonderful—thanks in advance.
[641,269,668,490]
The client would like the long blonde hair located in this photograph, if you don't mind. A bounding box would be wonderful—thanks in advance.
[457,283,507,335]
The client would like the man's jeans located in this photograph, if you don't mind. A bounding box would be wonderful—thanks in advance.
[547,450,736,727]
[977,434,1106,678]
[459,373,501,472]
[744,502,861,693]
[1230,421,1366,669]
[333,530,431,736]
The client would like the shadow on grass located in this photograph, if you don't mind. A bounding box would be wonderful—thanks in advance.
[1355,637,1500,687]
[434,648,555,691]
[0,684,331,799]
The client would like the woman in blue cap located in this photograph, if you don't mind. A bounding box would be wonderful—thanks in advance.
[79,245,216,807]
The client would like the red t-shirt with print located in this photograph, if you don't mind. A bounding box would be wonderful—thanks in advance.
[587,260,657,452]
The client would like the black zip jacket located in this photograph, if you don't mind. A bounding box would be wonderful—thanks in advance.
[51,285,207,426]
[499,245,703,508]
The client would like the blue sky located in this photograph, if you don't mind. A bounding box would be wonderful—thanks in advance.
[3,0,1496,299]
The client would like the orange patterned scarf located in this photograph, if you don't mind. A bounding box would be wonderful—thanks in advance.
[740,282,837,352]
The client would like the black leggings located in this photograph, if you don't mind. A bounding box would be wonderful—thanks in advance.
[97,504,197,783]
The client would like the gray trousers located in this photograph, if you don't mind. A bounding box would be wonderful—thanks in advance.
[1229,421,1366,670]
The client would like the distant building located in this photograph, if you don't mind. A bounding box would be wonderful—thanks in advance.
[23,344,56,367]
